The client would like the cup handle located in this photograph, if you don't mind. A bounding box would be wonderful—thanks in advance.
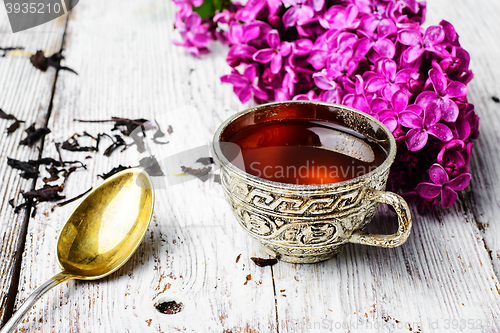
[349,188,412,248]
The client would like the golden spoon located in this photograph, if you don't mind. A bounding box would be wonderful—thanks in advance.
[0,168,154,333]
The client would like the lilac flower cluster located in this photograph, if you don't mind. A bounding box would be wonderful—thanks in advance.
[172,0,479,211]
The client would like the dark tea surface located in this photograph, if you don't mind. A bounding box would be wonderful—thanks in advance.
[223,119,386,185]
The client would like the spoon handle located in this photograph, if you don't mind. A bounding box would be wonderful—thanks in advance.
[0,272,74,333]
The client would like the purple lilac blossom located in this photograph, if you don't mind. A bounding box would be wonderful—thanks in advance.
[415,163,471,207]
[253,30,292,74]
[400,102,453,151]
[173,13,211,57]
[220,65,268,103]
[172,0,479,211]
[415,68,467,122]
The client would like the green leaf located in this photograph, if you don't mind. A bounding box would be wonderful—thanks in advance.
[193,0,222,20]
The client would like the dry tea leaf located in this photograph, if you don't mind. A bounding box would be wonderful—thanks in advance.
[19,123,51,146]
[7,157,84,179]
[30,50,78,75]
[0,108,24,134]
[196,157,214,165]
[110,117,149,136]
[251,257,278,267]
[22,184,65,202]
[61,132,99,152]
[0,109,16,120]
[180,166,211,182]
[98,165,131,180]
[43,165,62,183]
[52,187,92,212]
[103,134,128,157]
[6,121,22,134]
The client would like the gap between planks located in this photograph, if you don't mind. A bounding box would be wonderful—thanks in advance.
[1,13,72,326]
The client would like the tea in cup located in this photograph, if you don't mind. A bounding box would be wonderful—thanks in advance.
[213,101,412,263]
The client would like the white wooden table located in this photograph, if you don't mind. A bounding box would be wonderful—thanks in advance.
[1,0,500,331]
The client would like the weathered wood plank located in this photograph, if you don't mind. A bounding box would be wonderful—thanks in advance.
[273,205,500,332]
[0,11,68,325]
[14,0,277,331]
[432,0,500,276]
[271,0,500,331]
[10,0,500,332]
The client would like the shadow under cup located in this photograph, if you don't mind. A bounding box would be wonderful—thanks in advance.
[213,101,412,263]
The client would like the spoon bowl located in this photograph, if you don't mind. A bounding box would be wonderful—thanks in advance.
[57,168,154,279]
[0,168,154,332]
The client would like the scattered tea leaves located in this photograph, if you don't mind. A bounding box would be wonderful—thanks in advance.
[196,157,214,165]
[98,165,131,180]
[8,114,172,217]
[180,166,211,182]
[61,132,99,152]
[75,117,164,153]
[155,301,184,315]
[213,174,221,184]
[74,117,170,154]
[7,157,85,179]
[167,125,173,135]
[19,123,51,146]
[30,50,78,75]
[492,96,500,103]
[40,164,80,185]
[111,117,150,136]
[251,257,278,267]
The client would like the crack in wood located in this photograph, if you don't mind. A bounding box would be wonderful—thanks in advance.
[270,266,279,333]
[1,11,72,328]
[459,190,498,273]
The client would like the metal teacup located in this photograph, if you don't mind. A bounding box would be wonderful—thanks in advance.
[213,101,412,263]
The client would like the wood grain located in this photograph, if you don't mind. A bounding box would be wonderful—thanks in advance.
[429,0,500,277]
[13,0,277,331]
[3,0,500,331]
[272,2,500,332]
[0,11,68,325]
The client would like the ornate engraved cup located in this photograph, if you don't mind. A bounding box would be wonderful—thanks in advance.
[213,101,412,263]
